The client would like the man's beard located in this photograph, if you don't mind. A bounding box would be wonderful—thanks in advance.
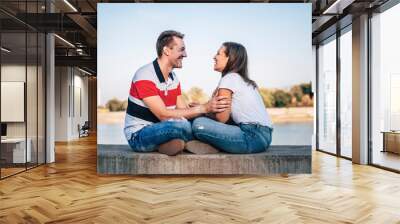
[173,58,183,68]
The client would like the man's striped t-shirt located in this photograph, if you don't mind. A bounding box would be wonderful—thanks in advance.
[124,59,181,141]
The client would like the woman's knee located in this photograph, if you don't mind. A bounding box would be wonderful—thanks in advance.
[192,117,212,134]
[246,137,270,154]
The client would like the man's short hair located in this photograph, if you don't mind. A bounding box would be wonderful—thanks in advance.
[156,30,184,57]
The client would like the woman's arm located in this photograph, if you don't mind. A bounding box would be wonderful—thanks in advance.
[215,88,232,123]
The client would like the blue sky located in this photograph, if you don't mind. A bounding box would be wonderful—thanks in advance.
[98,3,312,106]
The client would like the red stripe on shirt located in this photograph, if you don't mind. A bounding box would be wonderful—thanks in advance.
[130,81,181,107]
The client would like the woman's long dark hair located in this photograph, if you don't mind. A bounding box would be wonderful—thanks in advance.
[221,42,257,88]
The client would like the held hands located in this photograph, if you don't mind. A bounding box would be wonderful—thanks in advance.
[189,95,231,114]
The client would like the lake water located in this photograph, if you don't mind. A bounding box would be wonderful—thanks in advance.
[98,122,314,145]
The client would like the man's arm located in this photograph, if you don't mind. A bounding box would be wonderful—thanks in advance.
[176,95,189,109]
[143,95,230,121]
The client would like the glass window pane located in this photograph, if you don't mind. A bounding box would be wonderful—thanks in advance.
[25,0,39,169]
[27,31,38,169]
[318,37,337,154]
[340,29,352,158]
[38,32,46,165]
[0,1,46,179]
[371,3,400,171]
[1,31,27,178]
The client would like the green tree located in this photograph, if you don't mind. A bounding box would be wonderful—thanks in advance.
[300,82,312,96]
[273,90,291,107]
[259,88,275,108]
[105,98,125,112]
[121,100,128,110]
[301,94,314,107]
[290,85,304,102]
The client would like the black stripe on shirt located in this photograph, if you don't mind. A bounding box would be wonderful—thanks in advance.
[126,99,160,123]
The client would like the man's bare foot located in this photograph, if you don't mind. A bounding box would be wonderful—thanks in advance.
[158,139,185,156]
[185,140,219,154]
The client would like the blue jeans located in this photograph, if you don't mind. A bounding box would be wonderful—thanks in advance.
[127,120,193,152]
[192,117,272,154]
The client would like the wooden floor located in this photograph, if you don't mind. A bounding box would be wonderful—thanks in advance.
[1,135,400,223]
[1,167,26,178]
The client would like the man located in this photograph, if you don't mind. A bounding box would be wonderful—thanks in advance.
[124,30,229,156]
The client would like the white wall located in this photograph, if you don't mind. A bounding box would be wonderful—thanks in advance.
[55,66,70,141]
[55,67,89,141]
[71,72,89,138]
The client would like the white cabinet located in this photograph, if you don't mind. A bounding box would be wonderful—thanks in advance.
[1,138,32,163]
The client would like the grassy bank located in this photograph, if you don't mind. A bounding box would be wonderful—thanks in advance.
[97,107,314,125]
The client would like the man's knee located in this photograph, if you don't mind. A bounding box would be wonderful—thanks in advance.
[128,134,157,153]
[166,120,192,140]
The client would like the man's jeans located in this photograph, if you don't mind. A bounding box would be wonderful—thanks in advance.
[127,119,193,152]
[192,117,272,154]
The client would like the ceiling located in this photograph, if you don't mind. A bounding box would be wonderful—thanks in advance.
[0,0,390,75]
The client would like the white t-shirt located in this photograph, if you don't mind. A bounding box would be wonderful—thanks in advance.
[218,72,273,127]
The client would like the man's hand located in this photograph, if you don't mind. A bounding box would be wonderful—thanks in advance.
[143,96,209,120]
[204,95,231,113]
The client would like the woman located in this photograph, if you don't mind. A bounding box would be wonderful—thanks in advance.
[192,42,273,154]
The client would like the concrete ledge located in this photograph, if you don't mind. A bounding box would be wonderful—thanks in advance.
[97,144,312,175]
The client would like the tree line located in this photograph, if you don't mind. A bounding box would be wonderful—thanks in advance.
[103,82,313,112]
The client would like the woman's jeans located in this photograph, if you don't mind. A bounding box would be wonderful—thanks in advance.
[192,117,273,154]
[127,119,193,152]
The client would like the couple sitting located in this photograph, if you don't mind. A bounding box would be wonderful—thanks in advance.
[124,30,273,156]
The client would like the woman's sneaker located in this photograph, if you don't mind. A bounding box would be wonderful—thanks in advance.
[185,140,219,154]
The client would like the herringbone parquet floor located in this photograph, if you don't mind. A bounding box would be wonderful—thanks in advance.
[1,135,400,224]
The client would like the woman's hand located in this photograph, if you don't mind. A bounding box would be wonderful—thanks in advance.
[204,95,231,113]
